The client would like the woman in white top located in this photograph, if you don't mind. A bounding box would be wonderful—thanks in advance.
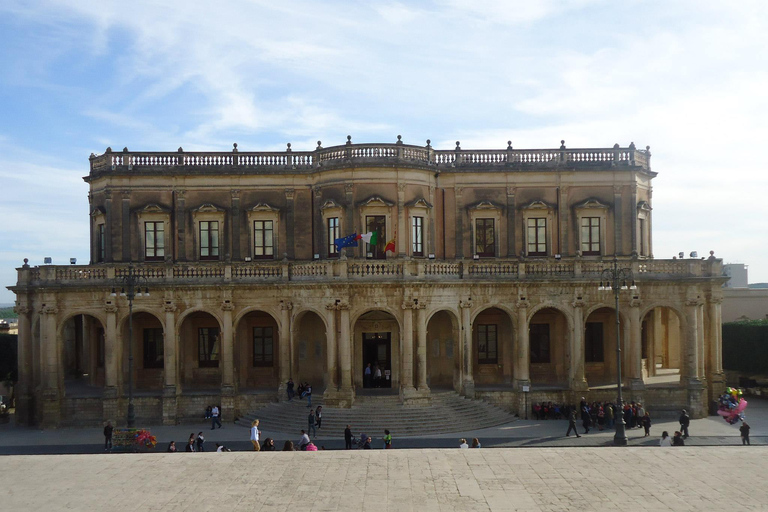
[659,430,672,447]
[250,419,261,451]
[459,438,469,449]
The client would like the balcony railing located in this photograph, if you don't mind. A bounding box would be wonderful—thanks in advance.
[90,140,651,173]
[16,257,720,288]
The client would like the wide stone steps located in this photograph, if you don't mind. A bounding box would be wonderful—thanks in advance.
[236,390,516,436]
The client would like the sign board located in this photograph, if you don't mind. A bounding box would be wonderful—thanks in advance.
[522,385,530,392]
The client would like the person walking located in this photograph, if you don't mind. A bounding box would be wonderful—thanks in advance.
[659,431,671,447]
[308,409,317,438]
[374,365,382,388]
[679,409,690,439]
[250,419,261,451]
[566,410,581,437]
[211,405,222,429]
[383,429,392,449]
[315,406,323,430]
[642,412,652,437]
[303,384,313,408]
[581,402,591,434]
[196,432,205,452]
[103,421,113,452]
[344,425,353,450]
[740,422,751,445]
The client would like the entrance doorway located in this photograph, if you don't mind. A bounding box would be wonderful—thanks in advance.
[363,332,391,388]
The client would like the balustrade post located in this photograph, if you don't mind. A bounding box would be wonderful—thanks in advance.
[629,142,636,166]
[613,143,620,165]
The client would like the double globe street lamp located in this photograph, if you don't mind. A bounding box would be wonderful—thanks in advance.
[111,267,149,428]
[598,258,637,446]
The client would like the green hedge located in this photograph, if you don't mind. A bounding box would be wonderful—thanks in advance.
[722,321,768,374]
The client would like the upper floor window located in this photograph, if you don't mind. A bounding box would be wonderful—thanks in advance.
[581,217,601,256]
[253,327,274,367]
[475,218,495,257]
[366,215,387,260]
[328,217,339,257]
[143,328,164,369]
[527,218,547,256]
[97,224,106,263]
[412,216,424,256]
[144,221,165,261]
[199,221,219,260]
[253,220,274,259]
[198,327,220,368]
[477,324,498,364]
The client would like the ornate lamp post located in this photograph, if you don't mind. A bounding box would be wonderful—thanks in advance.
[598,258,637,446]
[111,267,148,428]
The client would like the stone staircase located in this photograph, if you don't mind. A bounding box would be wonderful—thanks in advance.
[236,390,516,437]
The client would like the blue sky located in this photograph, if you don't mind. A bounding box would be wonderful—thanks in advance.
[2,0,767,302]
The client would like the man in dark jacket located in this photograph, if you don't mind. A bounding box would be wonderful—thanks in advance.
[103,421,113,451]
[344,425,353,450]
[679,410,690,438]
[566,410,581,437]
[740,422,751,445]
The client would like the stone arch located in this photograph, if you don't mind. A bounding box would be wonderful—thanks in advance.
[640,304,685,385]
[472,306,515,386]
[292,309,328,388]
[426,308,460,390]
[58,312,107,393]
[235,309,280,391]
[583,306,628,386]
[353,309,401,389]
[119,310,165,391]
[528,306,571,387]
[233,305,282,332]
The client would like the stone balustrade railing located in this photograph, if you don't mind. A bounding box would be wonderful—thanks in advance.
[90,140,651,173]
[17,257,720,288]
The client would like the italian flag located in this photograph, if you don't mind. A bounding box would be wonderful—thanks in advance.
[357,232,378,245]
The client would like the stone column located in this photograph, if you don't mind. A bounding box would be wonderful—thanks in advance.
[570,298,587,391]
[400,300,416,402]
[104,190,113,262]
[175,189,186,261]
[230,190,241,261]
[613,185,623,255]
[277,301,293,399]
[121,190,131,261]
[628,298,645,393]
[459,298,474,396]
[336,302,355,407]
[14,303,32,425]
[415,303,429,393]
[708,297,726,401]
[697,303,706,381]
[506,186,516,257]
[40,303,61,427]
[102,302,119,422]
[514,299,530,387]
[285,189,295,259]
[684,298,701,382]
[161,301,178,425]
[325,303,338,390]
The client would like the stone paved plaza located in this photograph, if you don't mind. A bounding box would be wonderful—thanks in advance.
[3,447,767,511]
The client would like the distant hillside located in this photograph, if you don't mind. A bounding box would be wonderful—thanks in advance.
[0,307,18,320]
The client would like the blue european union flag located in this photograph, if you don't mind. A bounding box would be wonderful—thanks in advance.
[335,233,358,251]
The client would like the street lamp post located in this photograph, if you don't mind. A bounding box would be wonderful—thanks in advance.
[111,267,148,428]
[599,258,637,446]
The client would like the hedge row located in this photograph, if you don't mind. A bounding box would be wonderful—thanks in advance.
[722,322,768,374]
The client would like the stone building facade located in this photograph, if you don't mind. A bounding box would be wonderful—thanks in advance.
[10,137,726,427]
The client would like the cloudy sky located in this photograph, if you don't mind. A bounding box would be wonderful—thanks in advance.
[1,0,767,302]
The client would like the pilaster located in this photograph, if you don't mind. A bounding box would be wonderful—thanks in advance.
[570,294,588,391]
[628,296,645,394]
[513,295,530,389]
[277,300,293,400]
[40,303,60,427]
[459,298,474,397]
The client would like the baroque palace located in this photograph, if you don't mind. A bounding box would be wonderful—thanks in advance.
[10,137,726,427]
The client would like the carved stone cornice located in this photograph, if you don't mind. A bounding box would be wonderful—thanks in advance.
[401,301,426,310]
[14,304,30,315]
[459,299,473,309]
[284,189,295,200]
[163,302,177,313]
[629,297,642,308]
[327,301,349,311]
[344,183,354,194]
[572,299,586,309]
[279,301,293,311]
[104,303,118,314]
[685,298,703,307]
[41,305,58,315]
[515,300,529,310]
[230,189,240,199]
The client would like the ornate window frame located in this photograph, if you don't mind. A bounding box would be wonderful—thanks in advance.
[247,203,280,260]
[520,200,555,258]
[357,196,394,259]
[191,203,225,261]
[468,200,503,258]
[91,207,106,263]
[406,198,432,258]
[574,198,610,257]
[320,199,344,258]
[137,204,171,262]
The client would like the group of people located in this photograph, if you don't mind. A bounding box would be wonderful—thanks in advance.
[565,399,652,437]
[459,438,481,448]
[363,363,386,388]
[168,432,231,452]
[286,378,314,407]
